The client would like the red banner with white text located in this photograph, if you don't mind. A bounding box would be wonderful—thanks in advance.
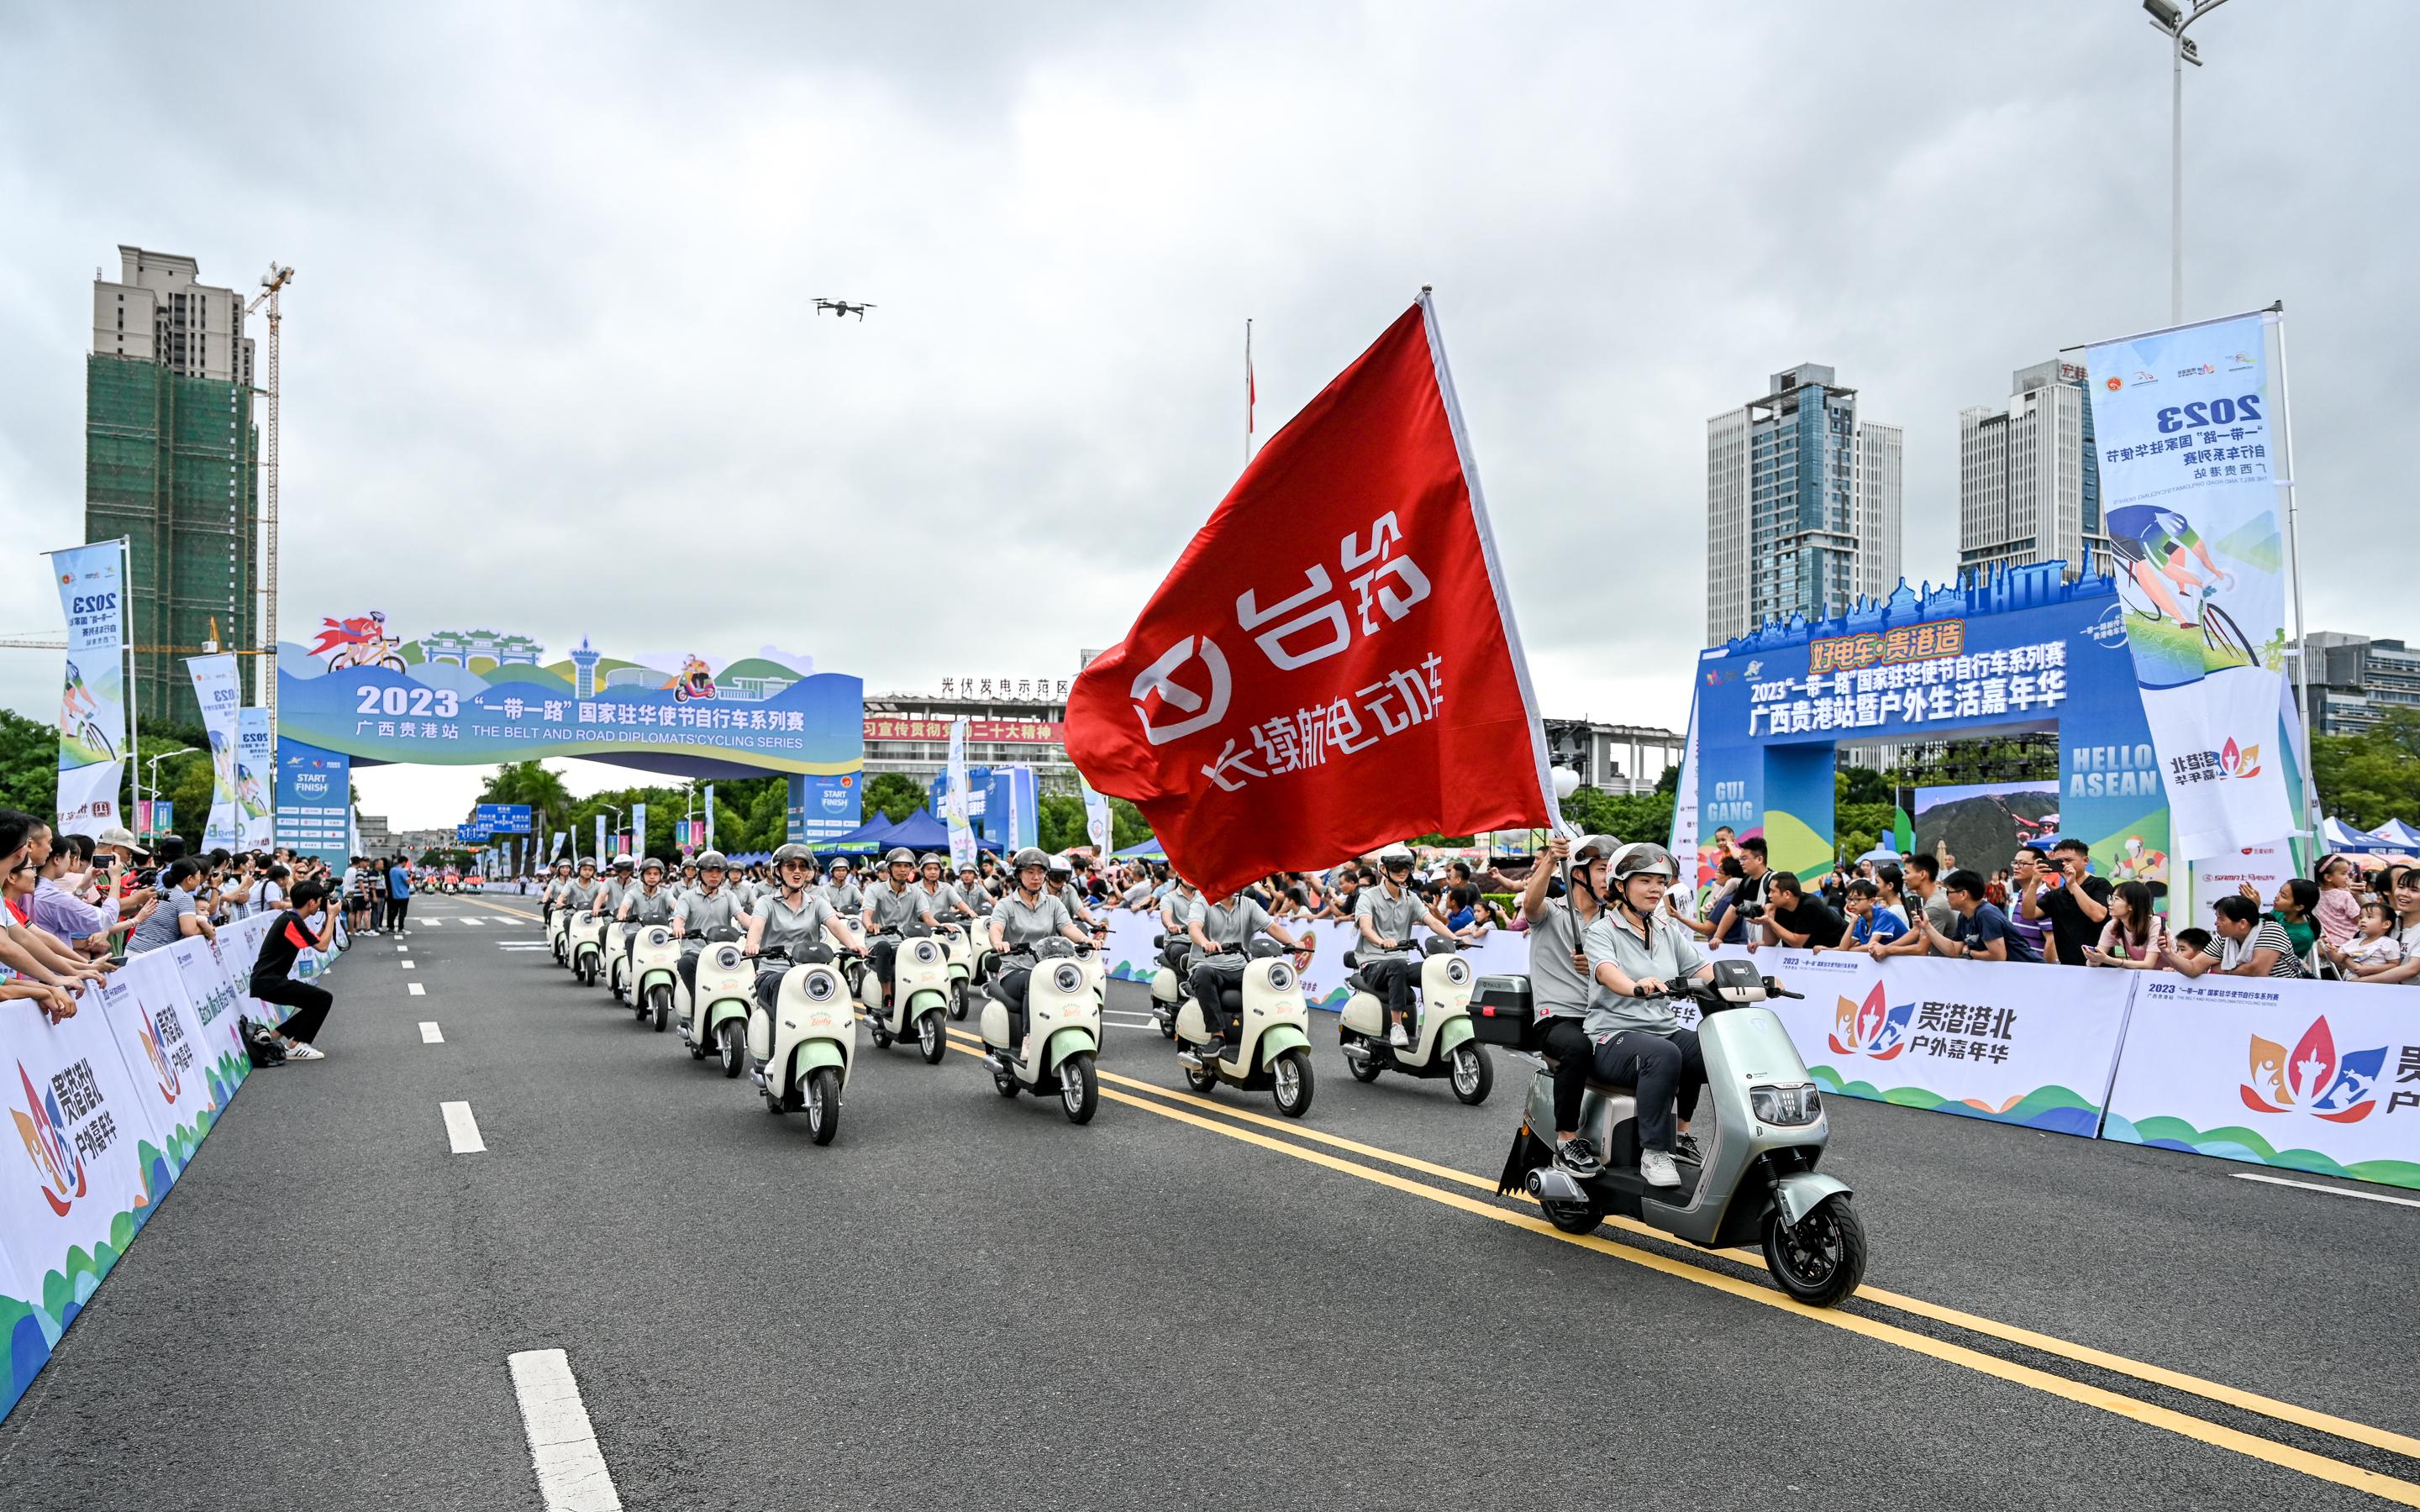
[1065,295,1551,898]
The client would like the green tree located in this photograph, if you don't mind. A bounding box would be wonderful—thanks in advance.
[0,707,55,816]
[861,772,928,824]
[2313,709,2420,831]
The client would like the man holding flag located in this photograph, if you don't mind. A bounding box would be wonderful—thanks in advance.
[1065,291,1557,900]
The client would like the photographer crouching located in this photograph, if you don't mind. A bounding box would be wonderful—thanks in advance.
[248,880,341,1062]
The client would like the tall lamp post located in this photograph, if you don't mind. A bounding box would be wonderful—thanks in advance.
[597,805,626,858]
[2144,0,2233,323]
[141,746,195,837]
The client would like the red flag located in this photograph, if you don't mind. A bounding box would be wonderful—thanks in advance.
[1066,293,1552,899]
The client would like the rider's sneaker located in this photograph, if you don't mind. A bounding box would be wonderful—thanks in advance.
[1386,1022,1411,1048]
[1555,1136,1604,1179]
[1638,1149,1681,1188]
[1672,1131,1704,1164]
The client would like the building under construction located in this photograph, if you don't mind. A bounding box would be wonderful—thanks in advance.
[86,248,260,727]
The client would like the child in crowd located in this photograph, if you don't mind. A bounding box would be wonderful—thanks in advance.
[1821,879,1903,952]
[2328,900,2406,980]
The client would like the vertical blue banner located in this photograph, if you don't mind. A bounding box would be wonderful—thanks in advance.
[274,738,352,866]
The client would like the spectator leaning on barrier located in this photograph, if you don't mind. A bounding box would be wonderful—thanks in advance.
[2082,880,2169,969]
[2002,848,2054,962]
[1760,871,1845,951]
[1822,879,1904,953]
[2167,893,2306,979]
[1707,837,1770,946]
[128,859,216,954]
[2348,864,2420,986]
[250,880,339,1061]
[1921,869,2037,963]
[2018,838,2113,967]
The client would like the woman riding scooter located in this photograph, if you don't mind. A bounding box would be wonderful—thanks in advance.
[672,850,747,995]
[744,843,865,989]
[861,847,940,1007]
[987,848,1094,1047]
[617,856,679,984]
[1582,843,1715,1189]
[1523,833,1622,1178]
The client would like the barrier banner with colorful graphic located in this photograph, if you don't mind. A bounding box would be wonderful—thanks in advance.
[2083,311,2296,861]
[1697,947,2135,1135]
[186,654,243,851]
[237,706,275,849]
[2103,974,2420,1189]
[166,937,251,1084]
[0,979,173,1420]
[47,543,129,838]
[90,953,226,1193]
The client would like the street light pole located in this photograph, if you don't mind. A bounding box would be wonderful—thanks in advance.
[2144,0,2231,324]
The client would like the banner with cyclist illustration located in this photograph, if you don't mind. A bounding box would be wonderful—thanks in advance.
[236,706,275,849]
[184,654,243,852]
[46,542,128,838]
[2082,311,2296,862]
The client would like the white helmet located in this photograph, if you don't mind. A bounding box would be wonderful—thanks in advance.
[1607,842,1676,885]
[1376,844,1415,874]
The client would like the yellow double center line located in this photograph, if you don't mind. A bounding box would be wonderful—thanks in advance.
[943,1026,2420,1504]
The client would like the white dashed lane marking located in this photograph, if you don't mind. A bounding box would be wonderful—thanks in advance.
[508,1348,623,1510]
[408,982,426,996]
[419,1021,443,1043]
[441,1100,485,1153]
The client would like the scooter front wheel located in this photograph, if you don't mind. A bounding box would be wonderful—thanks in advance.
[948,981,969,1021]
[918,1010,946,1065]
[718,1020,746,1078]
[1271,1047,1315,1118]
[577,961,596,987]
[650,989,671,1032]
[1449,1044,1493,1105]
[803,1067,842,1145]
[1060,1052,1098,1125]
[1761,1194,1867,1308]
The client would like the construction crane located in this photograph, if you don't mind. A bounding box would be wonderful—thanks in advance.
[247,263,295,726]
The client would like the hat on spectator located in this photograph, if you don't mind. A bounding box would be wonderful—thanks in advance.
[96,825,150,858]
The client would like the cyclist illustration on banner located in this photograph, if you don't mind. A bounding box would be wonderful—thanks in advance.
[2102,505,2257,675]
[58,659,113,763]
[311,612,406,673]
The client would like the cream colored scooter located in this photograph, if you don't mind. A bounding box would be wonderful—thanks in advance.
[934,917,976,1020]
[1147,933,1190,1039]
[629,926,683,1031]
[569,913,608,988]
[979,938,1101,1123]
[676,927,755,1074]
[605,920,636,1000]
[548,902,572,966]
[1176,939,1316,1117]
[860,926,950,1063]
[748,948,858,1145]
[1339,937,1491,1104]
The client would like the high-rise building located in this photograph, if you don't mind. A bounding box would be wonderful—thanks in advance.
[2297,633,2420,736]
[87,246,260,727]
[1705,364,1902,644]
[1958,360,2107,580]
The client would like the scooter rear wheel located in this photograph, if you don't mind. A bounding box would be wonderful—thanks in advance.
[1761,1194,1867,1307]
[1344,1036,1384,1083]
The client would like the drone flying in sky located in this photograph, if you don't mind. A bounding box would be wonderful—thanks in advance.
[813,299,875,320]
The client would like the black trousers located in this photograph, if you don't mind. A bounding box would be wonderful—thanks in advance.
[252,977,334,1044]
[1589,1027,1705,1155]
[1189,956,1244,1039]
[866,938,901,1000]
[994,967,1031,1044]
[1365,956,1418,1023]
[1539,1016,1595,1134]
[386,897,410,931]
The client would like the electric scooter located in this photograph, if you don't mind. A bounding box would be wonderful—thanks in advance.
[676,927,755,1074]
[1484,958,1866,1307]
[629,926,682,1032]
[860,925,950,1063]
[747,948,858,1145]
[548,902,571,967]
[1175,938,1315,1117]
[569,913,607,988]
[1146,933,1190,1039]
[605,920,635,1000]
[934,916,976,1020]
[978,937,1101,1123]
[1339,937,1492,1104]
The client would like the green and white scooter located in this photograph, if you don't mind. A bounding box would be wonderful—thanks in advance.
[749,947,859,1144]
[676,927,755,1074]
[1175,938,1315,1117]
[1339,936,1491,1104]
[978,937,1101,1123]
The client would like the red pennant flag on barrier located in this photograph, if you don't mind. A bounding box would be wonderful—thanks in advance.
[1065,292,1554,899]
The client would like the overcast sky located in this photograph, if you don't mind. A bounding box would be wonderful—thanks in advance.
[3,3,2411,827]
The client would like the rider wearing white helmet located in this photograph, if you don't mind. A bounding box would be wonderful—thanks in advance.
[1354,844,1455,1048]
[1581,842,1718,1189]
[587,853,636,922]
[860,847,941,1008]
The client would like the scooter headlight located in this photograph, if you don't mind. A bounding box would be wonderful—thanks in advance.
[711,944,742,972]
[646,927,670,948]
[803,971,835,1002]
[1749,1083,1821,1126]
[1265,962,1294,994]
[1444,958,1467,986]
[1051,963,1083,995]
[913,941,939,965]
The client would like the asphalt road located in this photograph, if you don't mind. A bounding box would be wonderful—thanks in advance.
[3,892,2415,1511]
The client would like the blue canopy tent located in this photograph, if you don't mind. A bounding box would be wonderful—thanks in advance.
[2321,816,2399,854]
[841,810,1007,856]
[2370,817,2420,850]
[1114,836,1167,861]
[812,817,892,856]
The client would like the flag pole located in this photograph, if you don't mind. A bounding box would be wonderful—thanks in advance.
[1244,318,1255,466]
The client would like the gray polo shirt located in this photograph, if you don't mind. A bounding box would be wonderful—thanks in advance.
[1526,898,1593,1019]
[127,886,197,954]
[1355,885,1422,961]
[917,881,966,918]
[680,886,742,937]
[621,885,676,927]
[1197,896,1273,953]
[757,892,836,954]
[1581,911,1704,1038]
[822,879,863,915]
[992,891,1072,953]
[863,880,925,932]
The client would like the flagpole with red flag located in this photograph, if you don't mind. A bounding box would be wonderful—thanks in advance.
[1065,288,1561,900]
[1244,318,1255,465]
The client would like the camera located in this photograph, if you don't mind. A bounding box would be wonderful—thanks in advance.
[1734,901,1767,921]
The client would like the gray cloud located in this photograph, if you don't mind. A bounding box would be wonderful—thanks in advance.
[3,2,2409,822]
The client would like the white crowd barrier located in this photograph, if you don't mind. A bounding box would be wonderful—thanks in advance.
[1,915,345,1420]
[1100,905,2420,1188]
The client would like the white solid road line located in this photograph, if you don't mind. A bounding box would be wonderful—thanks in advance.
[419,1021,444,1043]
[441,1100,486,1153]
[508,1348,623,1512]
[408,982,426,996]
[2233,1172,2420,1209]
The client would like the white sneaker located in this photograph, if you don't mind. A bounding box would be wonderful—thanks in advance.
[1638,1149,1681,1188]
[1387,1023,1411,1048]
[284,1042,326,1062]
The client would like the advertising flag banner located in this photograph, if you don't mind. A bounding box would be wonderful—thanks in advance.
[47,543,129,838]
[594,814,606,864]
[550,830,568,862]
[1065,294,1552,899]
[186,654,244,851]
[944,719,976,870]
[631,801,647,859]
[236,707,275,848]
[2083,312,2296,861]
[2104,974,2420,1190]
[704,784,717,850]
[1669,685,1707,904]
[1079,774,1113,858]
